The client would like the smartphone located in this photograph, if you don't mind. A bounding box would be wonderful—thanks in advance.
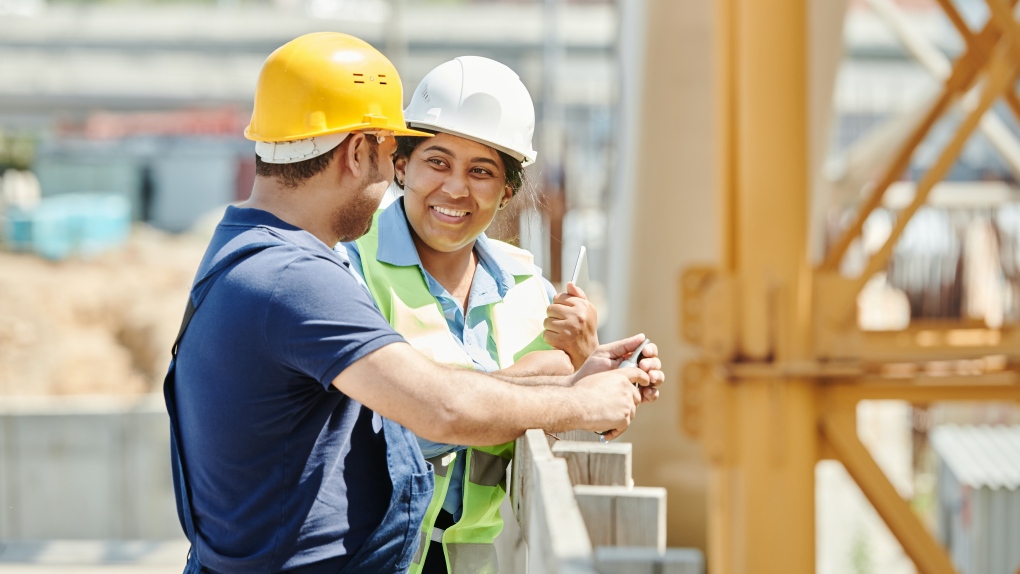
[569,246,589,292]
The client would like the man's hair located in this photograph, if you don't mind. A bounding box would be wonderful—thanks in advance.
[255,147,338,189]
[253,138,379,189]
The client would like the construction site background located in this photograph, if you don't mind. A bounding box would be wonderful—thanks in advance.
[2,0,1019,573]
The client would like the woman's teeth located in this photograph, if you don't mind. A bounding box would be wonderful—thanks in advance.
[433,206,468,217]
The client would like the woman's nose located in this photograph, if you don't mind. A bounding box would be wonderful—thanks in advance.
[440,172,470,199]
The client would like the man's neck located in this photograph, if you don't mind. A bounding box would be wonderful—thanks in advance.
[244,178,338,247]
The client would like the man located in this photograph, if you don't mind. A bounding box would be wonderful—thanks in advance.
[165,32,663,574]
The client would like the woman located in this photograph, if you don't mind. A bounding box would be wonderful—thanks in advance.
[342,56,599,574]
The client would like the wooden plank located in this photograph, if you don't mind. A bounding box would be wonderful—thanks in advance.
[594,547,705,574]
[519,429,598,574]
[558,429,602,443]
[573,485,667,552]
[572,486,615,547]
[552,441,632,487]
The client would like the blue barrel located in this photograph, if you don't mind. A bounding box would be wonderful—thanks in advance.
[1,206,34,252]
[3,193,132,260]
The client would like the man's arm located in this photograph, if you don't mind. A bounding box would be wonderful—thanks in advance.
[493,335,665,390]
[332,341,649,444]
[496,350,575,383]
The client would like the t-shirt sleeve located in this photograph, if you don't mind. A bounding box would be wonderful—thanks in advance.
[265,253,405,390]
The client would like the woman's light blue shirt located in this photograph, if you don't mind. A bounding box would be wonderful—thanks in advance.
[340,198,554,518]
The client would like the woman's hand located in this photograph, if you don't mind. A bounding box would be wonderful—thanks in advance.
[544,282,599,371]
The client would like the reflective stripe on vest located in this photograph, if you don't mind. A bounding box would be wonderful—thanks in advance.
[355,210,552,573]
[447,543,499,574]
[469,449,508,487]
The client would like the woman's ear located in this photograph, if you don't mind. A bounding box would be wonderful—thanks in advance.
[498,184,514,209]
[394,156,409,189]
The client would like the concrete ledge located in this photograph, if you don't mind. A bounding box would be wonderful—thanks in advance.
[0,540,188,573]
[0,394,181,539]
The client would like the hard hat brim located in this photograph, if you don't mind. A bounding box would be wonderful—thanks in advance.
[390,126,436,138]
[246,124,434,142]
[406,121,537,167]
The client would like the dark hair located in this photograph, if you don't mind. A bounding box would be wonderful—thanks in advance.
[254,138,379,189]
[394,135,526,195]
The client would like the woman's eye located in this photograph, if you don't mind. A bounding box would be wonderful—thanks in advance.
[471,168,493,177]
[427,158,446,167]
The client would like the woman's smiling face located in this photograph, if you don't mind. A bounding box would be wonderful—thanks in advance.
[398,132,514,255]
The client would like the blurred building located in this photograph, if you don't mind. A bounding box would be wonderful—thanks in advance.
[932,425,1020,574]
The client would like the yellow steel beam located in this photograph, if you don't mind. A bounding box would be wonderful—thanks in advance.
[715,0,738,274]
[708,378,819,574]
[710,0,819,569]
[821,410,957,574]
[818,16,1007,272]
[934,0,975,43]
[822,379,1020,404]
[986,0,1020,61]
[692,1,1020,573]
[942,0,1020,143]
[823,323,1020,362]
[731,0,811,361]
[853,51,1017,292]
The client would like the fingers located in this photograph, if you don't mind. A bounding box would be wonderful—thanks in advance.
[565,282,588,299]
[601,428,624,441]
[554,282,590,305]
[595,333,646,361]
[637,356,664,385]
[620,366,650,388]
[543,314,572,336]
[639,342,658,359]
[552,292,572,305]
[546,303,571,321]
[640,386,660,403]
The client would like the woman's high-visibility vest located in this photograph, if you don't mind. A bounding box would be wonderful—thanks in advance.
[354,210,552,574]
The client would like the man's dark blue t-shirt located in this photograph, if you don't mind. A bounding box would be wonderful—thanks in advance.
[174,206,407,572]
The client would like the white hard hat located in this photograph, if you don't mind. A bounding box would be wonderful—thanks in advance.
[404,56,538,167]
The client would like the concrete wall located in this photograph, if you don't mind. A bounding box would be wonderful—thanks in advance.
[0,395,183,540]
[609,0,716,553]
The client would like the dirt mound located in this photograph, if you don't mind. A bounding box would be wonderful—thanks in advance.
[0,225,207,395]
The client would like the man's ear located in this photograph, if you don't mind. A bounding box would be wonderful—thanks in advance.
[339,132,369,178]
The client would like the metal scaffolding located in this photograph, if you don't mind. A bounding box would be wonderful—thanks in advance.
[681,0,1020,572]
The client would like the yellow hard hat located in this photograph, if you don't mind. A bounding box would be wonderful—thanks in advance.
[244,32,431,145]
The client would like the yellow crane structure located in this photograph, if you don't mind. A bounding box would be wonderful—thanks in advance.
[666,0,1020,572]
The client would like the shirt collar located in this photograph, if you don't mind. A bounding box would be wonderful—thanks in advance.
[220,205,348,266]
[375,199,538,296]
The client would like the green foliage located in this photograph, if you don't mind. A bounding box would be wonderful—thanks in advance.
[0,132,36,172]
[850,526,874,574]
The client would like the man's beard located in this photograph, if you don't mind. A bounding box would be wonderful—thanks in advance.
[332,149,384,243]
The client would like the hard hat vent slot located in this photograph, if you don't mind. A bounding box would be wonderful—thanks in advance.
[379,74,387,85]
[421,88,430,102]
[353,73,365,84]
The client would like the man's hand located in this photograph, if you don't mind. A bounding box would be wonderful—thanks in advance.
[573,367,647,441]
[574,334,664,405]
[544,282,599,371]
